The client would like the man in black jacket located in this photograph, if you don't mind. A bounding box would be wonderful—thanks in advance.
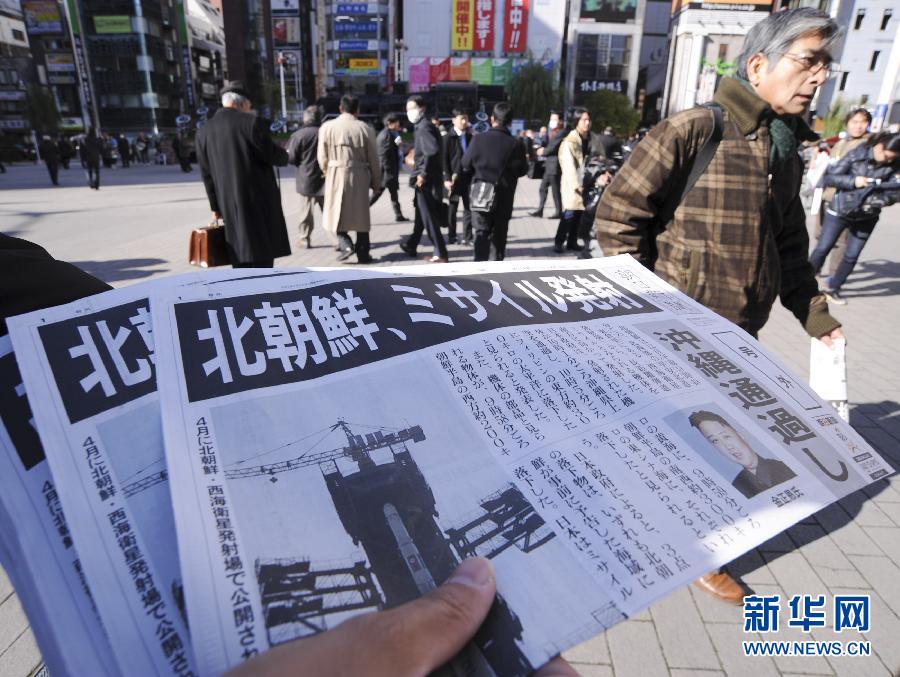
[442,108,473,245]
[369,114,407,222]
[79,128,102,190]
[401,95,448,262]
[38,136,60,186]
[529,111,564,218]
[287,107,325,248]
[459,102,528,261]
[196,80,290,268]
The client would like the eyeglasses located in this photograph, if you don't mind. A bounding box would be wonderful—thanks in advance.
[781,52,839,77]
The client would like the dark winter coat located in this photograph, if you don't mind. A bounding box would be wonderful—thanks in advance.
[411,117,443,191]
[196,107,290,264]
[375,127,401,188]
[287,125,325,197]
[822,144,900,222]
[542,127,566,176]
[459,126,528,221]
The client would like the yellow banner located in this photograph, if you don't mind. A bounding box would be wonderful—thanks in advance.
[349,58,378,69]
[452,0,473,51]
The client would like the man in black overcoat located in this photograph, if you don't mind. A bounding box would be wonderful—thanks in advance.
[369,113,407,222]
[529,110,564,218]
[196,81,290,268]
[400,95,448,262]
[459,102,527,262]
[38,136,60,186]
[442,108,472,244]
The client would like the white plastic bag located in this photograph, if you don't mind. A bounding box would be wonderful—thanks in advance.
[810,338,848,421]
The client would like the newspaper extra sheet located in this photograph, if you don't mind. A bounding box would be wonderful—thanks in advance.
[153,256,892,676]
[0,334,118,675]
[8,282,199,676]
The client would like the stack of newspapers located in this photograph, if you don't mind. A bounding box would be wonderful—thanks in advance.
[1,256,891,676]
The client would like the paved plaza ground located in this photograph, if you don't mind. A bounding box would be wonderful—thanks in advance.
[2,161,900,677]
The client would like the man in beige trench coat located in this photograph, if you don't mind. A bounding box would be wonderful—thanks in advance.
[317,94,381,263]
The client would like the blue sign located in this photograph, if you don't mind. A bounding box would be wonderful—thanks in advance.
[334,21,377,34]
[336,4,369,14]
[338,39,369,50]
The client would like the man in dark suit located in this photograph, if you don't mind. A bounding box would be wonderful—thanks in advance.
[79,128,102,190]
[287,107,325,248]
[196,80,290,268]
[369,113,407,222]
[442,108,472,245]
[689,410,796,499]
[38,136,60,186]
[459,102,528,262]
[401,95,448,263]
[118,134,131,168]
[529,111,564,218]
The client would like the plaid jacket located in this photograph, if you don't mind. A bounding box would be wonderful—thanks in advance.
[595,77,839,337]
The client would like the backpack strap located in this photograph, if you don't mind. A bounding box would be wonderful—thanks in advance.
[680,102,724,202]
[647,103,725,270]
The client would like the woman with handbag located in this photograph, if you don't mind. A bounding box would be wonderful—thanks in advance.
[554,108,592,253]
[809,131,900,304]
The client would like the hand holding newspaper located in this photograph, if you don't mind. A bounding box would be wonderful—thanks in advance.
[3,256,892,676]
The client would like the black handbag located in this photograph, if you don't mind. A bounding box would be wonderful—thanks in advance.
[469,140,518,213]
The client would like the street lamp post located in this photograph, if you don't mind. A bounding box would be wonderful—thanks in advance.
[277,52,287,121]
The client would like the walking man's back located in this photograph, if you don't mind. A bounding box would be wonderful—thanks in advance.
[196,80,289,268]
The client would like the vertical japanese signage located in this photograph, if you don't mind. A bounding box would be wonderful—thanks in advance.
[504,0,528,53]
[63,0,96,128]
[452,0,473,51]
[175,0,194,108]
[473,0,494,52]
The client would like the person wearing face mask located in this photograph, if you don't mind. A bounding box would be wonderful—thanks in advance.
[596,8,845,604]
[689,411,796,500]
[815,107,872,276]
[400,95,449,262]
[529,111,565,218]
[810,131,900,304]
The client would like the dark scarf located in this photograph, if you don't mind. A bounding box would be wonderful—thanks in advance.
[714,76,818,171]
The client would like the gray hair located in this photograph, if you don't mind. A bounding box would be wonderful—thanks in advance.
[735,8,842,79]
[222,91,249,108]
[302,107,319,126]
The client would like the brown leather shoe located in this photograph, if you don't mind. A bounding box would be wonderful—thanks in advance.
[693,571,745,605]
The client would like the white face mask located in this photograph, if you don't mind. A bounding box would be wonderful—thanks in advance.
[407,109,421,124]
[548,119,559,130]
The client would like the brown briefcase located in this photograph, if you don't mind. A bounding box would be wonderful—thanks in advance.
[189,220,229,268]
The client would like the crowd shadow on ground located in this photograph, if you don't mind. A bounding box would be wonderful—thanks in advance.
[71,257,168,284]
[842,259,900,299]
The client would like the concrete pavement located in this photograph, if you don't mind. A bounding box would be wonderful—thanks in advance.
[2,161,899,676]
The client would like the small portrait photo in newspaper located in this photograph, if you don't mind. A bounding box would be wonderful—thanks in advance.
[666,405,798,500]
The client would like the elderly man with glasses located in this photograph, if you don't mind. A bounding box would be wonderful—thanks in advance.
[596,8,845,603]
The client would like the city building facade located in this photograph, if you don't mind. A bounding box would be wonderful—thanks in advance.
[0,0,33,139]
[661,0,773,117]
[565,0,645,106]
[400,0,567,96]
[814,0,899,130]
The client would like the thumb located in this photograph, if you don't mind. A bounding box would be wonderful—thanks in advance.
[348,557,497,676]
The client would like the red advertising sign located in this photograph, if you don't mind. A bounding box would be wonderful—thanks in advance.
[504,0,529,53]
[473,0,494,52]
[430,58,450,83]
